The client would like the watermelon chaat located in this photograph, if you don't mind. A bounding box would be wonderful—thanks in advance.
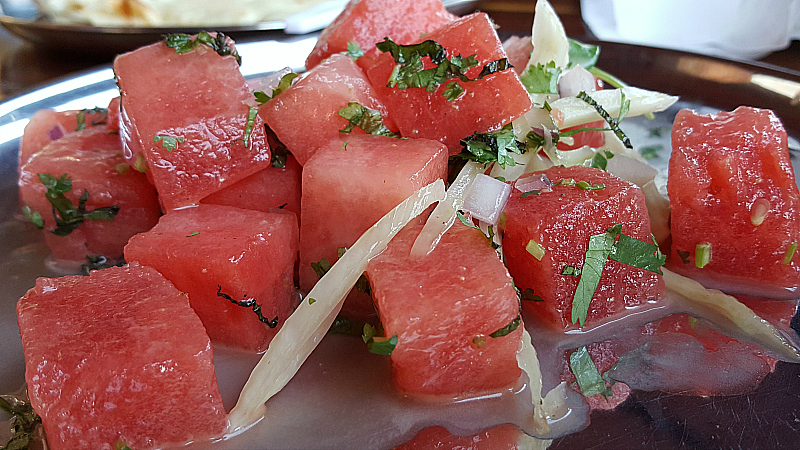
[10,0,800,448]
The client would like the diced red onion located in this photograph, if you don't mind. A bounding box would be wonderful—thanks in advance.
[48,124,66,141]
[558,65,597,99]
[462,174,512,225]
[515,173,553,193]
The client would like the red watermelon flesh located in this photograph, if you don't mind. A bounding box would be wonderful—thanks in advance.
[305,0,456,70]
[394,424,525,450]
[106,96,120,133]
[124,204,299,352]
[299,134,447,321]
[201,154,302,221]
[18,127,161,262]
[16,262,227,450]
[366,217,522,397]
[114,35,270,211]
[259,53,394,166]
[19,107,109,167]
[365,12,533,155]
[502,165,664,330]
[667,106,800,298]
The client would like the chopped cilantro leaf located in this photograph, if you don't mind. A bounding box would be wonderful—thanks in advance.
[113,440,133,450]
[340,141,348,151]
[590,150,614,171]
[338,102,399,137]
[164,32,241,65]
[489,315,521,338]
[346,40,365,60]
[520,190,541,198]
[442,81,465,101]
[153,134,183,151]
[38,173,119,237]
[187,231,200,237]
[520,61,561,94]
[22,205,44,229]
[311,257,332,279]
[569,346,613,397]
[567,39,600,69]
[312,248,371,294]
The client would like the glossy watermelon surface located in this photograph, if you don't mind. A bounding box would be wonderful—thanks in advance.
[201,154,303,220]
[124,204,299,352]
[16,263,227,450]
[299,134,447,321]
[395,424,525,450]
[305,0,456,70]
[668,106,800,298]
[367,218,522,396]
[502,165,664,330]
[365,12,532,154]
[18,127,161,262]
[114,36,270,211]
[260,53,394,166]
[18,107,109,167]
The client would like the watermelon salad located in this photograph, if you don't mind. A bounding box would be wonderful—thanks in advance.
[7,0,800,448]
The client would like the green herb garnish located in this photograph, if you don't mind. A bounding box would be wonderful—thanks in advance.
[569,346,612,398]
[695,242,712,268]
[567,39,600,69]
[253,72,299,105]
[569,224,666,326]
[489,315,521,338]
[452,124,526,168]
[0,394,41,450]
[312,248,371,294]
[520,288,544,302]
[376,37,511,101]
[338,102,399,137]
[520,190,541,198]
[216,285,278,328]
[639,145,662,160]
[75,107,108,131]
[165,32,242,65]
[590,150,615,171]
[329,316,361,335]
[362,323,398,355]
[677,249,691,264]
[153,134,183,151]
[456,211,499,249]
[561,265,582,277]
[243,106,258,148]
[520,61,560,94]
[38,173,119,237]
[576,91,633,149]
[21,205,44,229]
[346,40,365,60]
[783,242,798,264]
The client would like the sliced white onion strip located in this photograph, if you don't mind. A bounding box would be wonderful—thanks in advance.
[663,268,800,363]
[462,174,512,225]
[227,179,446,432]
[527,0,569,70]
[516,329,549,435]
[410,161,484,258]
[551,86,678,130]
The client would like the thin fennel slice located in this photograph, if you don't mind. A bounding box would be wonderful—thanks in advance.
[227,179,446,432]
[410,161,484,258]
[516,328,549,435]
[527,0,569,70]
[551,86,678,129]
[663,268,800,363]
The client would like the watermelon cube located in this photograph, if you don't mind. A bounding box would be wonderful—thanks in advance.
[366,218,522,396]
[299,134,448,320]
[396,424,528,450]
[365,12,533,155]
[305,0,456,70]
[201,154,302,220]
[502,165,664,330]
[124,204,299,352]
[19,106,109,167]
[667,106,800,298]
[16,263,227,450]
[106,96,121,133]
[18,127,161,262]
[259,53,394,166]
[114,34,271,211]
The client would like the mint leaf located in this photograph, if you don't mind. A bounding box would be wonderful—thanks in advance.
[338,102,399,137]
[453,124,526,168]
[153,134,183,151]
[346,40,365,60]
[489,315,521,338]
[569,346,612,397]
[38,173,119,237]
[609,233,665,274]
[571,224,621,326]
[22,205,44,229]
[567,39,600,69]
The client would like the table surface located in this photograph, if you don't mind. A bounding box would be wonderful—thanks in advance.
[1,0,798,101]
